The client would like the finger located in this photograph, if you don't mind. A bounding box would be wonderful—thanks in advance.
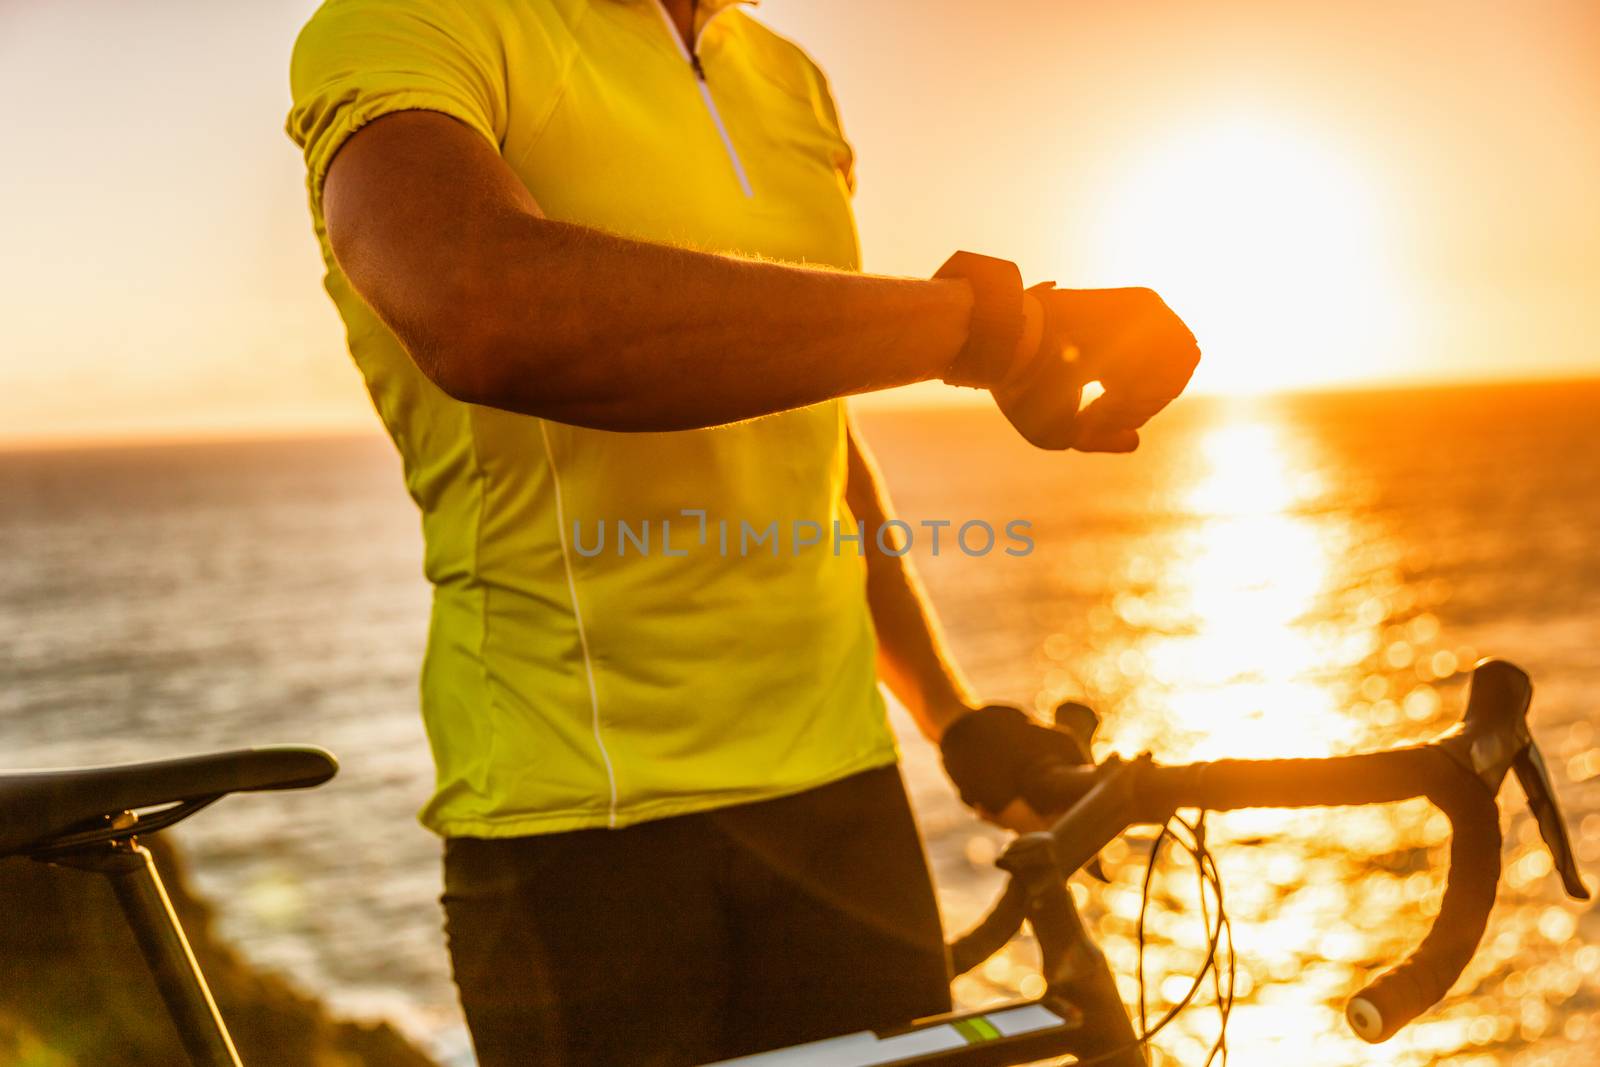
[1076,390,1166,433]
[1068,394,1154,452]
[1072,426,1140,453]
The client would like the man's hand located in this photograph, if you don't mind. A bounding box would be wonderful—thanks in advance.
[939,704,1097,832]
[993,286,1200,452]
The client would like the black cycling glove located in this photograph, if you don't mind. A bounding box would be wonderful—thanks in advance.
[939,703,1093,816]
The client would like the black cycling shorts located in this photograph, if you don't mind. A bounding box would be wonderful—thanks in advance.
[441,764,952,1067]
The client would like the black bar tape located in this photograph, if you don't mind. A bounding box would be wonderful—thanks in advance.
[1346,787,1501,1043]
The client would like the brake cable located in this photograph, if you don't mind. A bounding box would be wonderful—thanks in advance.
[1133,813,1231,1064]
[1058,810,1234,1067]
[1195,814,1236,1067]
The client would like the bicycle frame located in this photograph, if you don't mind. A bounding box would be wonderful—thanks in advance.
[702,1002,1102,1067]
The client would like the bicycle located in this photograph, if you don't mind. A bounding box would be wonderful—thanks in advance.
[0,659,1587,1066]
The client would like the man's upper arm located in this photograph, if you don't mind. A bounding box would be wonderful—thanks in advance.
[320,113,546,397]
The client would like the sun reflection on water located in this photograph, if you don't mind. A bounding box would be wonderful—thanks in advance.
[947,398,1596,1065]
[1088,401,1413,1064]
[1126,414,1350,763]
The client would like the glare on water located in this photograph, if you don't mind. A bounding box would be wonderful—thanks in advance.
[1118,414,1349,762]
[927,398,1600,1066]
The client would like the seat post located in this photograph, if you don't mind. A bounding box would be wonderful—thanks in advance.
[57,835,244,1067]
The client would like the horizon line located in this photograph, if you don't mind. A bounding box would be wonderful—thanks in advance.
[2,369,1596,456]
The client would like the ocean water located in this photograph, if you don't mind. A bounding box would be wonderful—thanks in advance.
[2,380,1598,1066]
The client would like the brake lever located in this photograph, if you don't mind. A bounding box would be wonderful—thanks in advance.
[1049,702,1110,883]
[1513,743,1589,900]
[1435,659,1589,902]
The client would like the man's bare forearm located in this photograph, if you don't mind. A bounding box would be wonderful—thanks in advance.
[324,112,973,431]
[846,425,976,742]
[435,218,973,429]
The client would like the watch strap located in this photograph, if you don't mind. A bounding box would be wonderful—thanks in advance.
[934,251,1027,388]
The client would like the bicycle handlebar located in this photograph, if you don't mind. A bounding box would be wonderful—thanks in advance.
[997,659,1587,1045]
[1149,747,1502,1042]
[1346,781,1500,1041]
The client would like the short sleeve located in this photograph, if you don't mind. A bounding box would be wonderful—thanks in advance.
[286,0,511,211]
[790,47,855,196]
[812,72,856,195]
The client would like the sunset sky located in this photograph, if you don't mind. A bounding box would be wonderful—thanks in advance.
[2,0,1597,445]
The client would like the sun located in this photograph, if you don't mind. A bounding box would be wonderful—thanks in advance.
[1089,116,1409,395]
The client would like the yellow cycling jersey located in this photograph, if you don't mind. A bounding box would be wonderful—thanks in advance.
[287,0,894,836]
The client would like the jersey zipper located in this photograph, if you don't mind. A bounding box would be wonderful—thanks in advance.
[651,0,755,198]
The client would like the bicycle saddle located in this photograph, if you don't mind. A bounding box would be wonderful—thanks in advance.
[0,746,338,858]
